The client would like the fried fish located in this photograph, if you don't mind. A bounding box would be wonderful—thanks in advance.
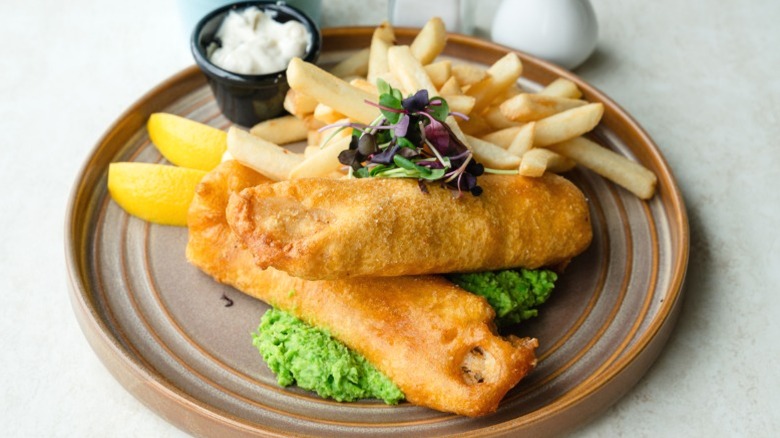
[226,174,592,280]
[186,161,538,417]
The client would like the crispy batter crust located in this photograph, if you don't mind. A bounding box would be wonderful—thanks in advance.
[186,161,538,416]
[226,174,592,280]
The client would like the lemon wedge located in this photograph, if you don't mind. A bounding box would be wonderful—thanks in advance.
[107,162,207,226]
[147,113,227,171]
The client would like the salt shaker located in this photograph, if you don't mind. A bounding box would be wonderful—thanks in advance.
[490,0,598,70]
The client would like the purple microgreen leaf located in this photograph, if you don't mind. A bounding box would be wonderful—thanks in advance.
[449,111,470,121]
[423,119,453,155]
[417,179,429,194]
[370,144,400,164]
[402,89,429,112]
[466,160,485,176]
[397,146,419,158]
[357,134,378,156]
[338,148,364,171]
[394,114,410,137]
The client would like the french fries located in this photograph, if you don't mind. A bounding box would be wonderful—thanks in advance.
[283,89,318,118]
[250,115,308,145]
[439,76,462,95]
[367,21,395,83]
[459,113,492,136]
[349,78,378,95]
[225,18,655,201]
[533,103,604,147]
[313,103,347,125]
[519,148,575,177]
[329,48,370,78]
[388,45,439,96]
[227,126,303,181]
[547,137,657,199]
[442,94,475,116]
[484,106,522,129]
[500,94,587,122]
[507,122,536,157]
[452,64,487,87]
[466,135,522,170]
[410,17,447,65]
[289,136,351,179]
[540,78,583,99]
[480,126,523,149]
[287,58,379,125]
[424,60,452,89]
[466,53,523,113]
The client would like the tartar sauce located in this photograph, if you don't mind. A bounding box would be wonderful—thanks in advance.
[208,7,309,75]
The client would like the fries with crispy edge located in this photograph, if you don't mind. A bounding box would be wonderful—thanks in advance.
[283,89,318,118]
[519,148,576,177]
[227,126,303,181]
[245,18,656,201]
[533,103,604,147]
[439,76,462,95]
[367,21,395,83]
[540,78,583,99]
[388,45,438,96]
[424,60,452,89]
[410,17,447,65]
[442,94,475,116]
[287,58,379,125]
[480,126,523,149]
[349,77,378,95]
[507,122,536,157]
[250,115,308,145]
[329,48,370,78]
[289,136,352,179]
[484,106,522,129]
[547,137,657,199]
[501,94,587,122]
[466,135,522,170]
[452,63,487,86]
[313,103,346,125]
[459,113,491,136]
[466,53,523,113]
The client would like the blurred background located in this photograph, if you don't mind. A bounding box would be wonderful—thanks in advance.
[1,0,778,436]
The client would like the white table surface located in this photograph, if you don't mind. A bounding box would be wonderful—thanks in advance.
[2,0,778,436]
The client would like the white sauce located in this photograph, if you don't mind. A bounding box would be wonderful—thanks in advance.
[208,7,309,75]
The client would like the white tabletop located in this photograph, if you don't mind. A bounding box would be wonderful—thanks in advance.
[2,0,778,436]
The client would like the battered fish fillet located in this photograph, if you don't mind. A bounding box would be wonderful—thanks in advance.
[186,161,538,417]
[226,174,592,280]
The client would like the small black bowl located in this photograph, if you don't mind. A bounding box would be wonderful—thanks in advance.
[191,1,321,127]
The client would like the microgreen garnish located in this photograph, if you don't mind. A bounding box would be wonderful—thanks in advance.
[325,79,486,196]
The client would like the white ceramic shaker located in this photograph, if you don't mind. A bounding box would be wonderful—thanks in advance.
[490,0,598,70]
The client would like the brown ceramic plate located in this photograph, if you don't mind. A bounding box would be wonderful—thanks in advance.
[66,28,688,437]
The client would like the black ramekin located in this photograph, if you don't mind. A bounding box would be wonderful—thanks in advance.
[191,1,321,127]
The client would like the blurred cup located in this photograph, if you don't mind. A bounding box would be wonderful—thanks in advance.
[389,0,474,34]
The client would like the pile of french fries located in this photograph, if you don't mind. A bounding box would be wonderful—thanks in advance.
[227,18,657,200]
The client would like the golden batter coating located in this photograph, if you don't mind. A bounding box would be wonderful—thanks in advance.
[186,161,538,417]
[226,174,592,280]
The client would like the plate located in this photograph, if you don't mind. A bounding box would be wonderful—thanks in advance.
[66,28,689,437]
